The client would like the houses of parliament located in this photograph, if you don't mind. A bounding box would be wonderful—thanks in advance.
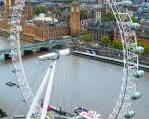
[0,0,80,41]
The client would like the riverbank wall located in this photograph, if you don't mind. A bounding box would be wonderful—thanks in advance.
[0,30,37,43]
[0,30,9,37]
[72,50,149,72]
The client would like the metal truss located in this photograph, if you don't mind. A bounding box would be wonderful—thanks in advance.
[106,0,139,119]
[9,0,141,119]
[9,0,41,116]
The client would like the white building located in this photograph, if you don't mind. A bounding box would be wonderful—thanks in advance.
[33,13,58,23]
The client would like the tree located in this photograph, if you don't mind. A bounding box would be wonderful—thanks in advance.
[111,40,122,50]
[33,6,48,16]
[138,40,149,56]
[101,12,116,22]
[100,35,111,47]
[0,108,7,118]
[53,8,63,18]
[80,33,93,43]
[80,10,87,20]
[143,45,149,56]
[131,16,138,23]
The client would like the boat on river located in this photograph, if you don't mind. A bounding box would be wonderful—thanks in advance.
[80,111,101,119]
[74,107,101,119]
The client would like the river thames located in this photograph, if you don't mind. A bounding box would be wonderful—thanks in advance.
[0,37,149,119]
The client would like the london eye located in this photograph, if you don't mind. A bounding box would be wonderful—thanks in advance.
[9,0,144,119]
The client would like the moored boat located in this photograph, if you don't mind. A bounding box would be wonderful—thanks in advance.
[74,107,101,119]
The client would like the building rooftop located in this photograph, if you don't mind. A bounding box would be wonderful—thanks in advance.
[72,1,80,5]
[88,21,115,30]
[135,2,149,20]
[138,2,149,12]
[53,0,74,3]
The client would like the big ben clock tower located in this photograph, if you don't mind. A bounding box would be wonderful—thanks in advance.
[5,0,15,7]
[70,1,80,36]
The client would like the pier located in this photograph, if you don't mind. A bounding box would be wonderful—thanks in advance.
[72,50,149,72]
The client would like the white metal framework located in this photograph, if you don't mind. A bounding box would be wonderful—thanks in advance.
[26,49,70,119]
[9,0,41,114]
[9,0,143,119]
[106,1,140,119]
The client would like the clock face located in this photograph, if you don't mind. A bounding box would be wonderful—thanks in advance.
[76,6,79,12]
